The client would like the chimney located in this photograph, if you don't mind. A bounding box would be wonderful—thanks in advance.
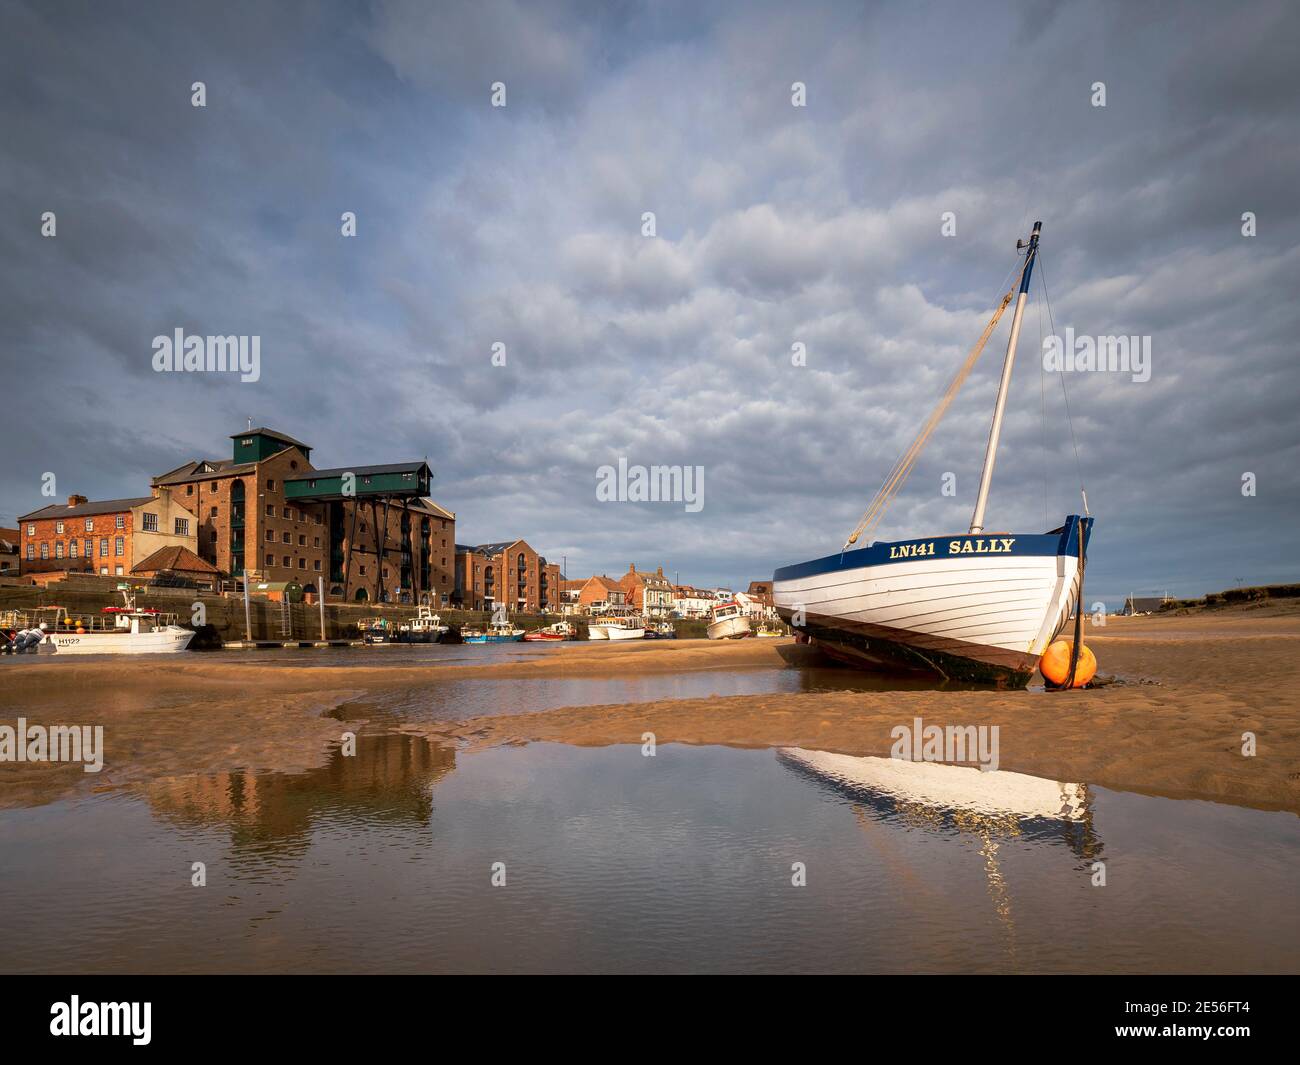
[629,562,635,572]
[67,494,88,507]
[656,565,663,577]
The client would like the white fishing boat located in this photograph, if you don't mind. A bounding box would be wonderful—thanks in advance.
[398,605,449,643]
[706,600,751,640]
[37,591,195,655]
[772,222,1092,687]
[590,614,646,641]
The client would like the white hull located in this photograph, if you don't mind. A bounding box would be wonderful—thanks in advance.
[586,624,610,640]
[707,615,751,640]
[772,521,1089,684]
[47,627,195,655]
[605,624,647,641]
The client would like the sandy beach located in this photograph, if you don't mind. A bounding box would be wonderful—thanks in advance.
[3,602,1298,814]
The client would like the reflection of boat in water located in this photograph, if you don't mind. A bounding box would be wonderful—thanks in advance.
[778,747,1097,856]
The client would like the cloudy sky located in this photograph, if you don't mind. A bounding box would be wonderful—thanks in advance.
[2,0,1296,605]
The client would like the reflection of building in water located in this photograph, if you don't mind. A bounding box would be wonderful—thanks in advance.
[144,734,456,853]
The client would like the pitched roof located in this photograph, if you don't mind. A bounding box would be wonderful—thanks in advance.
[406,497,455,520]
[19,497,154,521]
[457,539,525,557]
[153,459,254,486]
[131,545,220,575]
[229,427,312,450]
[0,528,18,553]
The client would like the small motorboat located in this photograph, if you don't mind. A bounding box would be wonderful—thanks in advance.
[523,621,575,641]
[463,622,525,644]
[588,613,646,641]
[706,600,752,640]
[358,616,396,644]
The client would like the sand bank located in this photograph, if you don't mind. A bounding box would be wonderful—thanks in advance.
[2,606,1297,813]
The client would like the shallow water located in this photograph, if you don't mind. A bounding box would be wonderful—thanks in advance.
[1,737,1295,973]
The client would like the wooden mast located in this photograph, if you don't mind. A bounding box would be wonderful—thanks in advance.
[969,221,1041,535]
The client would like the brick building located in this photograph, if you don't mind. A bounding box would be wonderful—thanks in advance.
[0,528,18,574]
[619,563,674,618]
[18,492,198,578]
[575,575,628,614]
[152,427,455,602]
[453,539,562,613]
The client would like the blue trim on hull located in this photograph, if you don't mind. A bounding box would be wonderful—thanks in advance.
[773,515,1092,584]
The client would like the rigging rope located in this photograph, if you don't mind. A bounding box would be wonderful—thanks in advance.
[842,254,1031,551]
[1037,253,1089,515]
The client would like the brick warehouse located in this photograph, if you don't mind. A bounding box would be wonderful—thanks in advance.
[143,426,454,603]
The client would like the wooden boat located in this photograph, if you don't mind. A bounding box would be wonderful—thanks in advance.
[523,621,574,641]
[771,222,1092,686]
[706,600,751,640]
[589,614,646,641]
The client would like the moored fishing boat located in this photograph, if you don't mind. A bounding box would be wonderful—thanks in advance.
[358,616,396,644]
[771,222,1092,687]
[463,621,525,644]
[706,600,751,640]
[397,605,449,643]
[20,591,195,655]
[524,621,575,641]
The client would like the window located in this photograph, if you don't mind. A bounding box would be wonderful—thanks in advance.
[210,507,217,517]
[314,513,321,524]
[174,518,189,536]
[55,541,64,558]
[282,556,290,567]
[142,512,158,532]
[210,482,218,493]
[186,484,194,495]
[283,507,292,519]
[297,535,305,546]
[313,559,321,571]
[359,565,367,576]
[313,537,320,548]
[56,520,64,534]
[265,530,275,542]
[26,544,33,560]
[266,479,275,491]
[265,504,275,517]
[115,565,123,576]
[298,558,306,569]
[115,537,124,556]
[26,524,34,536]
[281,532,290,544]
[242,437,253,446]
[40,543,48,559]
[298,511,305,523]
[100,566,108,575]
[265,553,274,566]
[84,518,93,532]
[115,514,125,529]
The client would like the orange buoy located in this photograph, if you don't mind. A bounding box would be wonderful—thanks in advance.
[1040,639,1096,688]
